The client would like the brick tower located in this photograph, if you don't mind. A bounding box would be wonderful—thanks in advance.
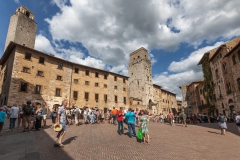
[4,6,37,51]
[128,47,154,107]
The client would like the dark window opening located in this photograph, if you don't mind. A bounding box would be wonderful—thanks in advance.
[114,76,117,81]
[123,88,126,91]
[95,94,99,101]
[73,91,78,99]
[95,72,99,78]
[85,92,89,100]
[123,79,126,83]
[55,88,61,96]
[20,83,28,92]
[26,11,30,17]
[39,57,45,64]
[115,96,118,103]
[85,81,89,85]
[95,83,99,87]
[58,62,63,69]
[85,70,89,76]
[25,52,31,60]
[104,84,107,88]
[4,70,7,81]
[22,67,29,73]
[124,97,126,104]
[75,68,79,73]
[114,86,117,89]
[37,71,43,76]
[104,74,108,79]
[73,79,78,83]
[35,85,41,94]
[104,94,107,102]
[232,55,237,65]
[56,75,62,80]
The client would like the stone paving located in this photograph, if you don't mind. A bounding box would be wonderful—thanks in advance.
[1,119,240,160]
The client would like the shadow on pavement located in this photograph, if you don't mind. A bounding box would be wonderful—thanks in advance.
[63,136,77,145]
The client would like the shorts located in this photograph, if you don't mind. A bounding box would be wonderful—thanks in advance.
[236,123,240,126]
[23,115,31,123]
[43,115,47,120]
[31,115,36,122]
[60,122,66,132]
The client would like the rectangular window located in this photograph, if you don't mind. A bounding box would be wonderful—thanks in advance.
[114,86,117,89]
[55,88,61,96]
[104,84,107,88]
[123,79,126,83]
[39,57,45,64]
[85,92,89,100]
[104,94,107,102]
[20,83,28,92]
[22,67,29,73]
[37,70,44,76]
[115,95,118,103]
[95,93,99,101]
[85,81,89,85]
[85,70,89,76]
[124,97,126,104]
[35,85,41,94]
[114,76,117,81]
[104,74,108,79]
[73,91,78,99]
[95,83,99,87]
[73,79,78,83]
[25,52,31,60]
[95,72,99,78]
[123,87,126,91]
[56,75,62,80]
[57,62,63,69]
[75,67,79,73]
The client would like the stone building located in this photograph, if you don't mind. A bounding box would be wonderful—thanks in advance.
[0,6,179,113]
[180,37,240,117]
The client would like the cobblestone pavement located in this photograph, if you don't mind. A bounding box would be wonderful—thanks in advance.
[33,120,240,160]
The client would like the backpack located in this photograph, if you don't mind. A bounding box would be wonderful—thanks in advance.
[36,110,43,119]
[219,116,225,123]
[24,105,33,115]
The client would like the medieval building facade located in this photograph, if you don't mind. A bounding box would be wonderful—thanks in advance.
[0,6,179,115]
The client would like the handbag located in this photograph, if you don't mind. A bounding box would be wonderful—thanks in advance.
[137,129,143,140]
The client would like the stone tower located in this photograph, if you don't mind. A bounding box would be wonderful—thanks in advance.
[128,47,154,107]
[4,6,37,51]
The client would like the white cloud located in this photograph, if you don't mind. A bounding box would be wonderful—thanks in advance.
[14,0,20,4]
[109,64,128,76]
[153,41,225,99]
[35,34,56,54]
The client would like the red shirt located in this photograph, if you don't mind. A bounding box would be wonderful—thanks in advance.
[117,110,123,121]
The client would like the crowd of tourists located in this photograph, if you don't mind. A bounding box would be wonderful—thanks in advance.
[0,100,240,146]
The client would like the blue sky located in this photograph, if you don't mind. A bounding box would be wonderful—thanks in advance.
[1,0,240,99]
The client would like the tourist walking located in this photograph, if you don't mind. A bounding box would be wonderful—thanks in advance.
[22,101,33,132]
[90,110,95,124]
[54,100,68,147]
[217,113,227,135]
[235,112,240,135]
[35,104,43,131]
[111,107,117,125]
[168,111,174,126]
[179,111,187,127]
[50,104,58,128]
[6,104,19,131]
[159,114,164,123]
[117,107,124,135]
[42,102,49,128]
[83,107,88,124]
[134,108,139,126]
[139,110,151,144]
[74,107,81,126]
[0,107,7,136]
[17,105,23,130]
[125,108,136,138]
[31,102,37,130]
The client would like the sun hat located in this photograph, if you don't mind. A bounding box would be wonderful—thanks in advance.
[54,124,62,132]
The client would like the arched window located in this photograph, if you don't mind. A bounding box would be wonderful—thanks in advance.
[232,55,237,64]
[222,103,224,109]
[228,99,233,104]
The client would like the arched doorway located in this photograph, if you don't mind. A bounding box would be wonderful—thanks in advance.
[229,105,235,114]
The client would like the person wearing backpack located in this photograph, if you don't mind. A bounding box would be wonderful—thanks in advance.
[179,111,187,127]
[22,101,33,132]
[217,113,227,135]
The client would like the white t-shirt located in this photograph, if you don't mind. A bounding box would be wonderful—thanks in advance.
[88,109,92,116]
[10,106,19,118]
[236,115,240,123]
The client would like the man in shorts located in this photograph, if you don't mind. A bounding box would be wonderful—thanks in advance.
[42,102,49,128]
[179,110,187,127]
[22,101,33,132]
[54,100,68,147]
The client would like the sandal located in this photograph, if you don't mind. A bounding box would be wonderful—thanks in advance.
[59,143,65,147]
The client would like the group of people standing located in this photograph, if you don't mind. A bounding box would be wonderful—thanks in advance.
[0,101,49,135]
